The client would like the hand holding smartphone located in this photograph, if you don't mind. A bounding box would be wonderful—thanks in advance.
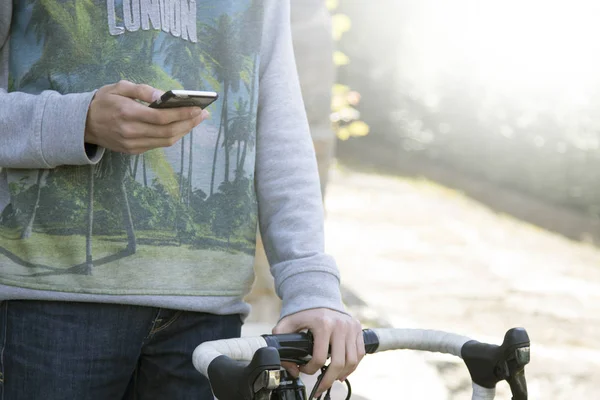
[149,90,219,109]
[86,81,217,155]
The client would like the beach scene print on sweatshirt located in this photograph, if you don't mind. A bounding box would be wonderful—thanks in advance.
[0,0,264,296]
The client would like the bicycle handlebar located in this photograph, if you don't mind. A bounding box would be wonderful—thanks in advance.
[192,327,530,400]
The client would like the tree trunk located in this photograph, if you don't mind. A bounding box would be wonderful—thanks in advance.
[21,169,45,239]
[187,131,194,205]
[85,165,94,275]
[235,140,241,177]
[179,136,186,198]
[223,94,231,183]
[142,154,148,187]
[238,139,248,179]
[120,177,137,254]
[210,81,229,196]
[132,154,140,180]
[237,54,258,179]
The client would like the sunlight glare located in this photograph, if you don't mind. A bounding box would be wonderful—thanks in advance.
[401,0,600,107]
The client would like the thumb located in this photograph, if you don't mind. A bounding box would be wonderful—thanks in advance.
[272,320,291,335]
[151,89,164,102]
[110,80,163,103]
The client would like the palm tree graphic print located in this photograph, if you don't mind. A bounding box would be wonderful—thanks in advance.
[0,0,263,296]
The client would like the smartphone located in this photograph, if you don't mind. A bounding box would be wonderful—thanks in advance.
[149,90,219,109]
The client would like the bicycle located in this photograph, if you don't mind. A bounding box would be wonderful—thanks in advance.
[192,327,530,400]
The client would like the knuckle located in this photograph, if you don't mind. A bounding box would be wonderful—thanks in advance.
[321,377,336,390]
[329,359,345,371]
[154,113,170,125]
[160,126,178,141]
[166,136,179,147]
[302,364,319,375]
[331,319,347,332]
[318,316,335,330]
[358,347,366,359]
[179,108,193,120]
[119,125,136,139]
[129,146,145,155]
[167,125,181,138]
[187,118,198,130]
[345,356,358,370]
[121,142,136,154]
[115,105,131,120]
[115,80,129,90]
[312,354,328,367]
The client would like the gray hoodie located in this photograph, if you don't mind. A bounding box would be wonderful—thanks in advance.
[0,0,344,320]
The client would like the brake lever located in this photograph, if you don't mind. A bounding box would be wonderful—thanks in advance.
[461,327,530,400]
[207,346,281,400]
[503,328,530,400]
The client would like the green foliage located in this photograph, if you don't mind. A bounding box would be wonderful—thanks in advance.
[8,75,15,92]
[329,1,369,141]
[208,176,255,242]
[7,170,87,233]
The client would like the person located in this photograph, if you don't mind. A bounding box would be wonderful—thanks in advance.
[0,1,364,399]
[290,0,338,199]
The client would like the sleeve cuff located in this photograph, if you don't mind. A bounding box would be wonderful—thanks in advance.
[41,91,104,167]
[278,270,347,319]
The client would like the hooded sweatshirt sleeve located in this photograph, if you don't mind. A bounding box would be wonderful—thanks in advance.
[0,1,103,169]
[255,0,346,319]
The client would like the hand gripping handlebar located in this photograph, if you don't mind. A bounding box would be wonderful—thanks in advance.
[192,327,530,400]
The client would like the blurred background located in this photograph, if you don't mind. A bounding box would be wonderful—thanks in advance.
[336,0,600,238]
[247,0,600,398]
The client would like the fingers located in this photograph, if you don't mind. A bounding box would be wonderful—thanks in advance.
[308,319,363,397]
[341,328,365,382]
[272,315,299,337]
[106,81,207,126]
[151,89,164,102]
[117,108,209,138]
[111,113,208,154]
[280,361,300,379]
[356,328,366,368]
[135,103,209,126]
[273,309,364,398]
[85,80,213,154]
[301,322,330,376]
[312,328,345,397]
[109,80,162,104]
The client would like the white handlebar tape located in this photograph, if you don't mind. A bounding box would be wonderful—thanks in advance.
[370,329,496,400]
[192,336,268,378]
[371,328,471,357]
[192,329,498,400]
[473,383,496,400]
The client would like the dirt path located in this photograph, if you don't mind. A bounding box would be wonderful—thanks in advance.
[324,167,600,399]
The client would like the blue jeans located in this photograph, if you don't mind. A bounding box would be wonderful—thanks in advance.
[0,301,242,400]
